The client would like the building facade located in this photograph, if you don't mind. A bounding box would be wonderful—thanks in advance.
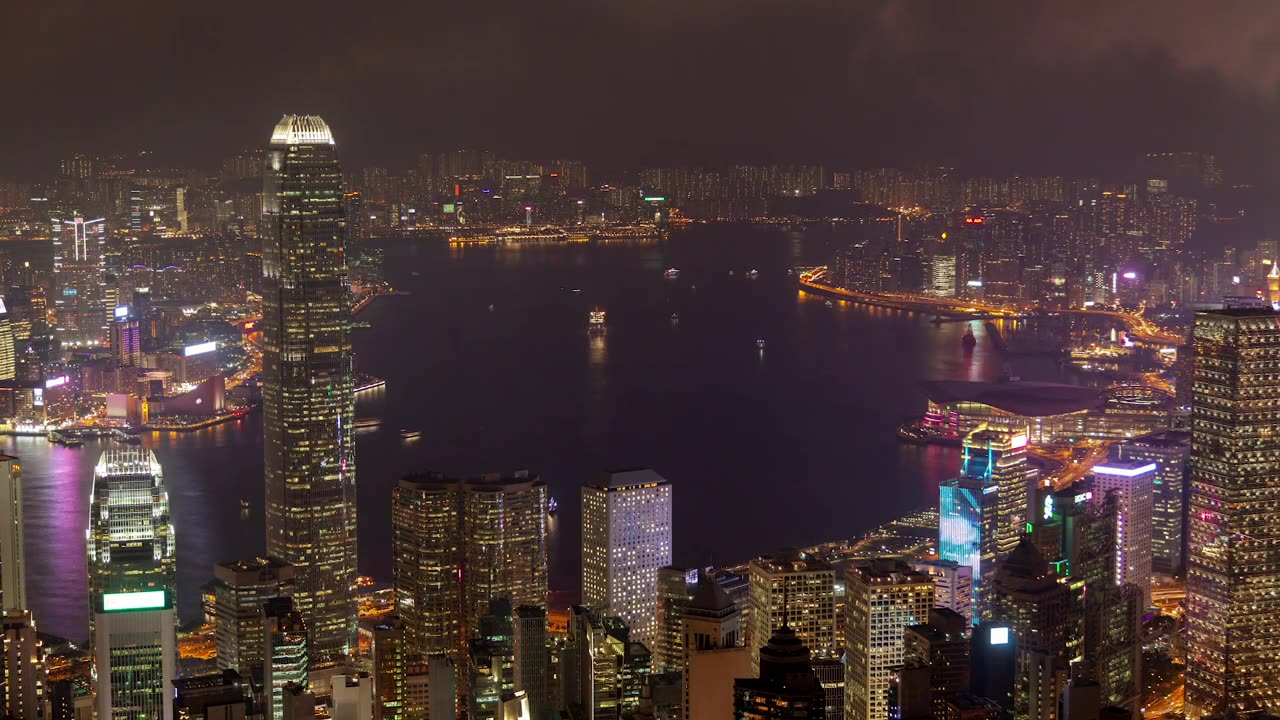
[1115,431,1190,575]
[212,557,295,677]
[747,551,837,673]
[844,559,935,720]
[261,114,358,663]
[1089,462,1155,607]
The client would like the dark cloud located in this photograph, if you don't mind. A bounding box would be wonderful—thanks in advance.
[0,0,1276,178]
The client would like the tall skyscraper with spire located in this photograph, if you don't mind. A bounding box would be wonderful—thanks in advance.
[261,114,357,663]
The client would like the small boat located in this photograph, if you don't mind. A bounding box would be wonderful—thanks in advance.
[589,309,607,334]
[400,429,423,440]
[824,300,834,308]
[962,326,978,352]
[571,288,582,294]
[240,499,251,510]
[729,270,735,276]
[488,304,495,312]
[63,437,83,448]
[664,268,680,279]
[756,339,767,349]
[111,428,142,444]
[354,417,382,429]
[670,313,680,323]
[746,269,760,280]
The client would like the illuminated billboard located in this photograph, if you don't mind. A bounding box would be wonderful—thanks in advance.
[184,341,217,357]
[103,590,167,612]
[114,306,129,319]
[44,376,67,389]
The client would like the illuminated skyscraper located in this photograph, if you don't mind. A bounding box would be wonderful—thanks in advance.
[2,609,47,720]
[732,626,826,720]
[962,426,1036,560]
[261,115,357,663]
[1115,431,1190,575]
[747,550,836,673]
[392,472,548,664]
[843,559,935,720]
[911,560,974,626]
[938,476,997,623]
[581,469,673,646]
[1185,309,1280,717]
[1089,462,1155,606]
[95,590,176,720]
[50,215,107,347]
[212,557,296,676]
[372,617,406,720]
[0,300,16,382]
[87,449,175,637]
[265,598,309,720]
[0,455,23,612]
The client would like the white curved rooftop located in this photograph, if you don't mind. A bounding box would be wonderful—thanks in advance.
[270,115,335,146]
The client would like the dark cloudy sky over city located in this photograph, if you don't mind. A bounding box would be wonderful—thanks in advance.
[3,0,1279,178]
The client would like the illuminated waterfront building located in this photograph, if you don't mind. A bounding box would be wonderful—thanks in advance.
[0,455,23,612]
[844,559,935,720]
[938,475,998,623]
[1114,431,1190,575]
[392,471,548,663]
[582,469,672,647]
[911,560,974,625]
[747,550,836,673]
[732,626,825,720]
[1185,309,1280,717]
[929,254,958,298]
[212,557,295,676]
[95,589,177,720]
[1088,462,1154,606]
[87,449,175,637]
[0,300,15,383]
[51,215,108,347]
[261,114,357,663]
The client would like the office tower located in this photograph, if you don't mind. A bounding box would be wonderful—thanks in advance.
[732,626,825,720]
[938,475,998,623]
[331,673,374,720]
[911,560,974,625]
[581,469,673,646]
[2,609,47,720]
[110,311,142,369]
[50,215,107,347]
[94,589,177,720]
[929,255,957,298]
[427,655,457,720]
[683,574,747,718]
[1185,308,1280,716]
[747,550,836,673]
[173,670,249,720]
[0,455,23,611]
[0,300,15,382]
[970,623,1017,712]
[513,606,549,720]
[392,472,549,664]
[87,449,175,636]
[372,617,406,720]
[654,566,697,672]
[212,557,295,676]
[903,609,970,720]
[281,683,316,720]
[812,658,845,720]
[1089,462,1155,606]
[1082,582,1142,709]
[265,598,309,720]
[261,114,357,663]
[1038,483,1114,588]
[962,426,1036,561]
[565,608,644,720]
[989,539,1081,720]
[404,661,431,720]
[844,559,935,720]
[1114,431,1190,575]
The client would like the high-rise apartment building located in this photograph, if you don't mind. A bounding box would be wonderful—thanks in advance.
[261,115,357,663]
[212,557,295,676]
[95,589,177,720]
[1186,309,1280,717]
[87,449,174,636]
[1115,431,1190,575]
[392,471,548,663]
[50,215,107,347]
[747,550,836,673]
[2,609,47,720]
[911,560,974,626]
[1089,462,1155,606]
[581,469,673,646]
[844,559,935,720]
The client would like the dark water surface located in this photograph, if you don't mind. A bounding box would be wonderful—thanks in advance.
[16,224,1068,642]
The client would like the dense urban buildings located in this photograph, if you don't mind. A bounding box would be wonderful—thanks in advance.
[747,550,837,673]
[261,114,359,663]
[581,469,673,647]
[844,559,935,720]
[211,556,296,677]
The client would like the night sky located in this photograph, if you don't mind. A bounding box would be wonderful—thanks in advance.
[3,0,1279,178]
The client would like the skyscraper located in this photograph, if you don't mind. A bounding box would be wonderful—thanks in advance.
[87,449,175,636]
[844,559,935,720]
[212,557,295,676]
[51,215,108,347]
[2,609,46,720]
[747,550,837,673]
[512,606,549,720]
[261,114,357,663]
[911,560,974,626]
[95,590,177,720]
[265,597,310,720]
[0,300,16,382]
[581,469,673,646]
[938,476,998,623]
[733,626,826,720]
[1115,431,1190,575]
[1186,308,1280,717]
[682,574,744,716]
[392,471,549,664]
[0,455,23,612]
[372,617,406,720]
[1089,462,1155,606]
[961,426,1036,560]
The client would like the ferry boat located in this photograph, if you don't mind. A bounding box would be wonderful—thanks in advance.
[494,226,569,244]
[589,309,607,334]
[354,417,382,429]
[548,497,558,515]
[756,338,767,349]
[240,499,251,510]
[400,429,423,440]
[111,428,142,445]
[664,268,680,279]
[746,269,760,280]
